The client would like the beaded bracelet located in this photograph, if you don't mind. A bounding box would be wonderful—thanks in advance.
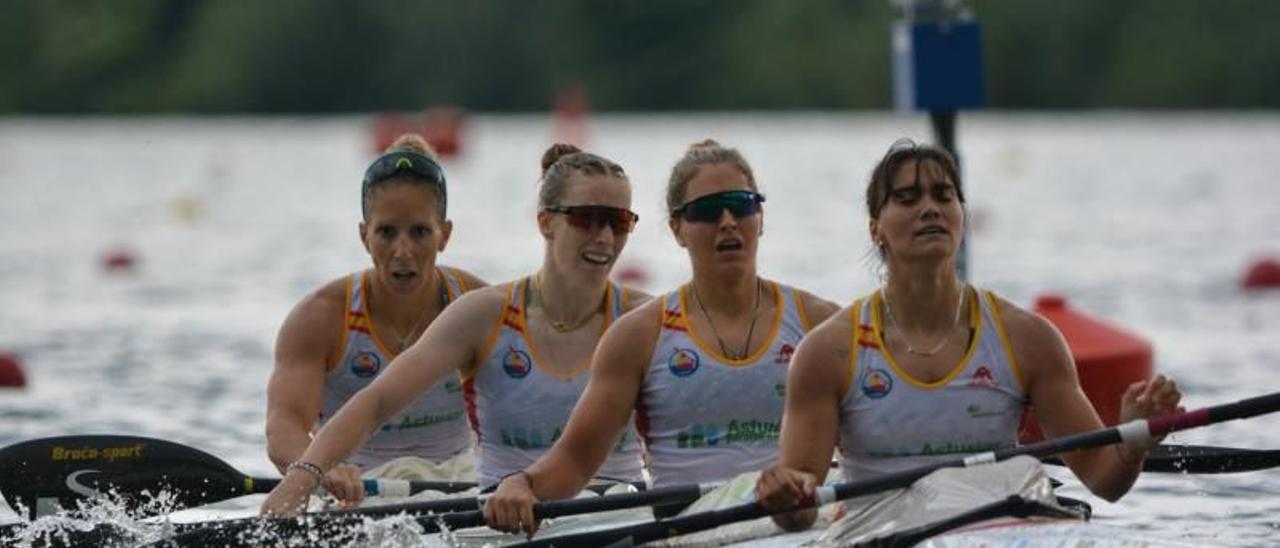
[287,460,325,483]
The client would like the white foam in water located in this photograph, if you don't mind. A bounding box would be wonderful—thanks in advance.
[4,488,183,547]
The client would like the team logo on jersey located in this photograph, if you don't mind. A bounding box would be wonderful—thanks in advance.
[776,343,795,364]
[862,368,893,399]
[502,348,533,379]
[351,351,381,378]
[970,366,999,389]
[667,348,700,377]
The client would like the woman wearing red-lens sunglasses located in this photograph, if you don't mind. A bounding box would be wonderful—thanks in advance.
[261,143,649,516]
[484,139,841,537]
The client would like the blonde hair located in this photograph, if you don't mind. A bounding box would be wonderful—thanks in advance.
[385,133,439,157]
[665,139,758,211]
[537,143,628,208]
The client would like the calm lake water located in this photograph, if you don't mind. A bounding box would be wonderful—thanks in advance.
[1,113,1278,546]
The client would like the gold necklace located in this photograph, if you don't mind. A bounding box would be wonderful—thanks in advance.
[691,279,762,360]
[534,274,599,333]
[882,283,966,357]
[386,306,433,352]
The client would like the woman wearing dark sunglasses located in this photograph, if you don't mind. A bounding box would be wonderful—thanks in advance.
[753,139,1183,531]
[265,133,488,508]
[261,144,648,516]
[483,139,840,537]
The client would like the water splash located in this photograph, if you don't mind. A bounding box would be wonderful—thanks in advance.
[3,488,183,547]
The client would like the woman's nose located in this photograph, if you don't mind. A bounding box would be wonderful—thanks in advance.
[717,208,737,228]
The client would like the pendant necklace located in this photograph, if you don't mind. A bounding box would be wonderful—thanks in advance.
[535,274,598,333]
[692,279,762,360]
[387,307,433,352]
[882,283,966,357]
[385,275,445,352]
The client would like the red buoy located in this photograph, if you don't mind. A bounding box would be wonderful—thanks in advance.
[552,84,590,148]
[613,264,651,289]
[101,247,137,273]
[370,106,466,158]
[1018,294,1153,443]
[0,352,26,388]
[1241,257,1280,290]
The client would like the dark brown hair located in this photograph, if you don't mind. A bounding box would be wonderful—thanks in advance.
[865,138,965,220]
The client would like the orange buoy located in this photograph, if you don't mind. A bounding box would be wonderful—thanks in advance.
[1241,257,1280,290]
[420,106,465,158]
[370,106,466,158]
[0,352,26,388]
[101,247,137,273]
[552,84,590,148]
[1018,294,1153,443]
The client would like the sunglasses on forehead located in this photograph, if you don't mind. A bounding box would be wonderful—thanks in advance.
[543,204,639,235]
[363,150,447,186]
[670,190,765,223]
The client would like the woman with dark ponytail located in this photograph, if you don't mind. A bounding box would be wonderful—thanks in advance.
[262,144,648,516]
[754,139,1182,532]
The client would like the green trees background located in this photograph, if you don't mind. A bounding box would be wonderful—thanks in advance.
[3,0,1278,113]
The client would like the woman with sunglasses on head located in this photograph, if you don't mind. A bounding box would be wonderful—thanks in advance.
[484,140,840,537]
[265,134,487,507]
[753,139,1183,531]
[261,144,648,516]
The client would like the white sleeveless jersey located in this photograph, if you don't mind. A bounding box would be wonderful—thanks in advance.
[319,268,475,471]
[638,281,813,487]
[464,277,644,487]
[837,287,1028,483]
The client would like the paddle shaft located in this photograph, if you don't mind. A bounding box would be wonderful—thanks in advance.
[154,482,707,547]
[511,391,1280,548]
[413,482,708,533]
[248,477,478,496]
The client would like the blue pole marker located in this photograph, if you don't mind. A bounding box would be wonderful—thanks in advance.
[891,0,985,281]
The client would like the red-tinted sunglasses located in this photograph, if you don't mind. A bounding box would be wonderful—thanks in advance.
[543,205,639,235]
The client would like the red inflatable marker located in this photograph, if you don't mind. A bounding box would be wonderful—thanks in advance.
[1241,257,1280,290]
[1019,294,1152,443]
[0,352,26,388]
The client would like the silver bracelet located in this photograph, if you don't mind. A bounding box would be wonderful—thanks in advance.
[286,460,325,483]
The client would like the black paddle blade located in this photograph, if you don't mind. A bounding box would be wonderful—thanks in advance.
[0,435,251,520]
[1042,443,1280,474]
[1141,444,1280,473]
